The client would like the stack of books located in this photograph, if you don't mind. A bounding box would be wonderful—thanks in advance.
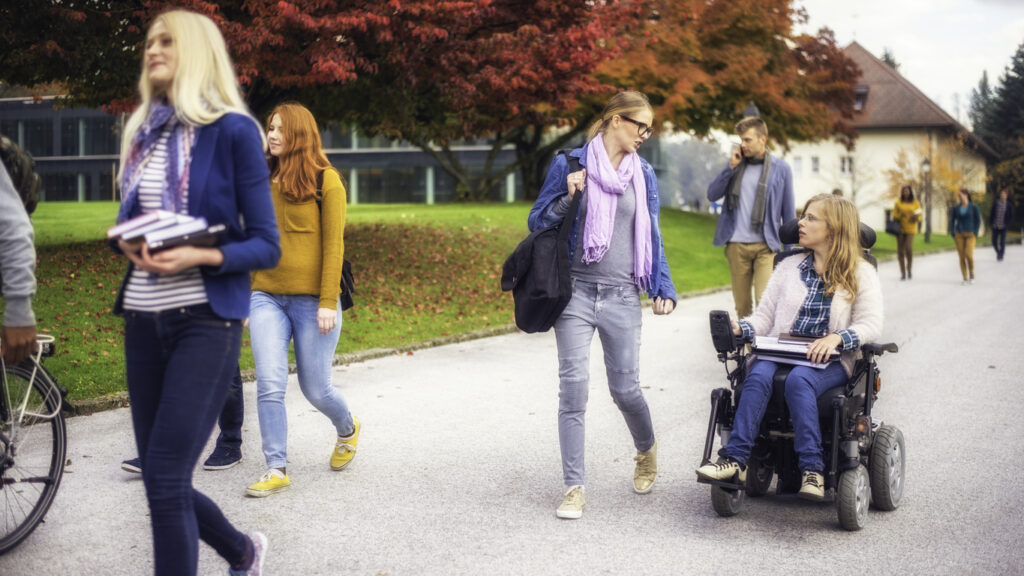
[107,211,227,252]
[752,333,840,369]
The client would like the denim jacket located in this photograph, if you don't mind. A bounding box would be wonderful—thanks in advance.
[527,145,677,303]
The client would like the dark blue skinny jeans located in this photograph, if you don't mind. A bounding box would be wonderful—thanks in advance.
[124,304,248,575]
[721,359,846,473]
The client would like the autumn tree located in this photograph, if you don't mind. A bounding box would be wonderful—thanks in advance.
[594,0,861,150]
[0,0,640,201]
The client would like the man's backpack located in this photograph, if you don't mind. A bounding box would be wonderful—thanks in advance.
[314,169,356,311]
[0,134,41,215]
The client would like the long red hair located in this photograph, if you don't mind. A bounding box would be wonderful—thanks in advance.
[266,103,334,202]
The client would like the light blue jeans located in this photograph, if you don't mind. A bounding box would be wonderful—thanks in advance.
[553,279,654,488]
[250,291,354,470]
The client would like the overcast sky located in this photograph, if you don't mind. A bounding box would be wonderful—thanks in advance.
[795,0,1024,127]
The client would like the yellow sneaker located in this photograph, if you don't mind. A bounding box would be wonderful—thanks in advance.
[633,441,658,494]
[245,469,290,498]
[556,486,585,519]
[330,418,360,471]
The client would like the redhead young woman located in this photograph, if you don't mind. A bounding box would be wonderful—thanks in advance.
[696,194,883,501]
[112,10,278,575]
[528,91,677,519]
[244,103,359,498]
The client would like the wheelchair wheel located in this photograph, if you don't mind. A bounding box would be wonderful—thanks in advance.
[869,425,905,511]
[836,464,870,531]
[710,485,744,517]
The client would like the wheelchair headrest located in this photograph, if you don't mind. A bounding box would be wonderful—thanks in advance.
[779,218,877,249]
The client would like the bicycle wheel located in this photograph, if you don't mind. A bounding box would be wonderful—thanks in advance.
[0,362,67,555]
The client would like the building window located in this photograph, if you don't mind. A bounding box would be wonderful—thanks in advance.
[792,156,803,175]
[840,156,854,175]
[811,156,820,174]
[854,86,869,112]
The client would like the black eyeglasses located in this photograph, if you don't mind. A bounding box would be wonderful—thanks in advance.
[619,115,654,139]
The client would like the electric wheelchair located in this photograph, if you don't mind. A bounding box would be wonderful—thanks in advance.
[696,220,905,531]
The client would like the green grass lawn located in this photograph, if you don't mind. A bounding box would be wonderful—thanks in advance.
[26,201,958,403]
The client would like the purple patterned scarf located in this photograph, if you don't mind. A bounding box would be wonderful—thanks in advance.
[117,102,196,223]
[582,133,653,291]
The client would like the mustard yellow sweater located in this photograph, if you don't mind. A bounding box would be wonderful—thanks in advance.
[251,169,346,309]
[893,199,922,235]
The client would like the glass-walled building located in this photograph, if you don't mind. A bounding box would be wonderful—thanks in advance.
[0,96,524,204]
[1,96,668,205]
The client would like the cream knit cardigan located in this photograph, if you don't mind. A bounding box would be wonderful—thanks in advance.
[745,254,884,376]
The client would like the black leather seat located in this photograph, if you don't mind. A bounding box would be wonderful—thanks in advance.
[774,218,878,268]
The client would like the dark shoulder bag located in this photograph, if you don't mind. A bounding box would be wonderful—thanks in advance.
[500,152,582,333]
[315,170,356,311]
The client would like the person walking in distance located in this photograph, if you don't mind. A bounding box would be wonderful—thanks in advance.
[706,117,796,319]
[111,10,279,575]
[949,188,982,285]
[528,91,677,519]
[892,185,922,280]
[989,187,1014,262]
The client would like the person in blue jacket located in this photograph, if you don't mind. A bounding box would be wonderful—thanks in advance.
[110,10,278,576]
[528,91,676,520]
[949,188,982,285]
[706,117,795,319]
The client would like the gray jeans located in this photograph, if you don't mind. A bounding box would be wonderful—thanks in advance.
[553,279,655,487]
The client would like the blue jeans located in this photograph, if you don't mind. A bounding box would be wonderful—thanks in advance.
[250,291,354,470]
[553,279,654,487]
[993,228,1007,260]
[124,305,248,575]
[213,367,244,453]
[721,359,847,473]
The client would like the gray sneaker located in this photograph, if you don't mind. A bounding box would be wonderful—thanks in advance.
[799,471,825,501]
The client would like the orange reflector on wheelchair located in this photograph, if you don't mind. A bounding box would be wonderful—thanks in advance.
[874,376,882,393]
[855,415,871,435]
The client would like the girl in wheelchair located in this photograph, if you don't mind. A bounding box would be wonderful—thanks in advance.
[696,193,883,500]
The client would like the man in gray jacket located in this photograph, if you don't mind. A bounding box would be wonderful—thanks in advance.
[0,160,37,364]
[706,117,795,319]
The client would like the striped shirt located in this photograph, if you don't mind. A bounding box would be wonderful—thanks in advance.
[122,128,208,312]
[740,253,859,350]
[993,201,1008,229]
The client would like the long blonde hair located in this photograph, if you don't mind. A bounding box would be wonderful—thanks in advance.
[267,103,336,202]
[804,193,861,300]
[118,10,262,177]
[586,91,653,141]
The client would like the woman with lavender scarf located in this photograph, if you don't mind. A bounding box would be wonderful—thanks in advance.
[528,91,677,520]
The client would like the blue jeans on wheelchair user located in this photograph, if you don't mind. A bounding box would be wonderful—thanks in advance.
[250,291,354,471]
[124,305,248,575]
[720,359,847,473]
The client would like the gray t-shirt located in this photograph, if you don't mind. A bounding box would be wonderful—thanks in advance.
[569,183,637,287]
[729,164,766,243]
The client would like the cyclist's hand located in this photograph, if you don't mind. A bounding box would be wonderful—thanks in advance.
[317,307,337,334]
[2,324,37,364]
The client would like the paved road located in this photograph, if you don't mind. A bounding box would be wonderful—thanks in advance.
[3,246,1023,575]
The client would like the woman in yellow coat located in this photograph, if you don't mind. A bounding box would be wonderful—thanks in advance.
[892,185,921,280]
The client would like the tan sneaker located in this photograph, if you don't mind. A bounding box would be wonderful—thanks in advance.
[556,486,585,519]
[633,441,658,494]
[695,458,746,483]
[330,418,360,471]
[799,470,825,501]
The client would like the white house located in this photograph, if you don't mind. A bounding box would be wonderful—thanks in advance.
[779,42,997,235]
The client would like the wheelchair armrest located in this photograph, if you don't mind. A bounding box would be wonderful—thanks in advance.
[862,342,898,356]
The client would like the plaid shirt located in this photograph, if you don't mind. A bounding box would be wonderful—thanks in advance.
[740,254,859,350]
